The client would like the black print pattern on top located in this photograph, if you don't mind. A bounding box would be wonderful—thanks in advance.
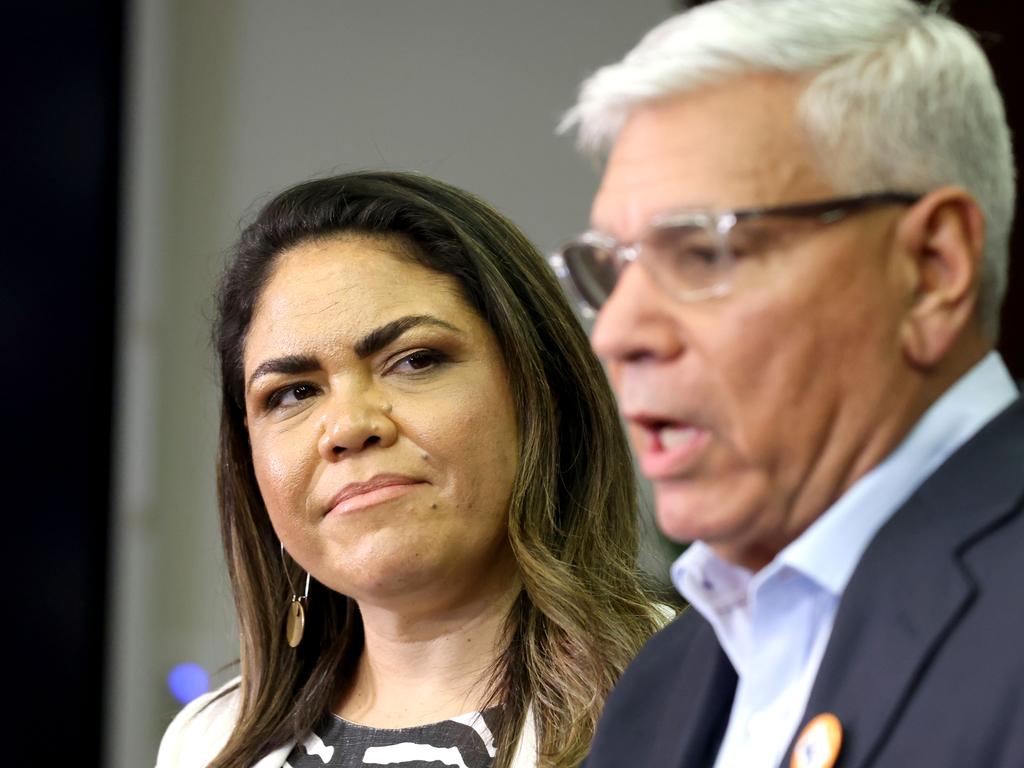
[284,708,500,768]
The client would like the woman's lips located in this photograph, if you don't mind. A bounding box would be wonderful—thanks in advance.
[326,475,425,516]
[634,422,711,479]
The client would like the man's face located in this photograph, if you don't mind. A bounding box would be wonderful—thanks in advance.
[590,75,916,570]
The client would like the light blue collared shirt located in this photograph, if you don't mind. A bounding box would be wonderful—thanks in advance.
[672,352,1019,768]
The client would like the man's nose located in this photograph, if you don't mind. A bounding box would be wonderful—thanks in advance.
[590,262,682,365]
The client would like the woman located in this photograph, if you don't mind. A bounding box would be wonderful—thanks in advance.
[157,171,665,768]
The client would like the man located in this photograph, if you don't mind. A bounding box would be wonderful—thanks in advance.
[555,1,1022,766]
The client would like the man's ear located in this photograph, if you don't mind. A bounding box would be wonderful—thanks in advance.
[893,186,985,368]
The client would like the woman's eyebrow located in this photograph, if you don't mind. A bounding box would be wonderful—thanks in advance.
[353,314,461,359]
[246,315,462,394]
[247,354,320,394]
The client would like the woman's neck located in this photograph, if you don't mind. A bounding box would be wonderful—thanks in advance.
[334,567,522,728]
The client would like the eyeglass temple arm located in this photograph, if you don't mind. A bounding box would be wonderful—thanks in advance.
[732,192,922,223]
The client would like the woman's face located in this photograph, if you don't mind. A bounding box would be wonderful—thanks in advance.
[242,235,520,610]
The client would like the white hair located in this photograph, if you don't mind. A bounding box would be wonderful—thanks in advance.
[561,0,1016,338]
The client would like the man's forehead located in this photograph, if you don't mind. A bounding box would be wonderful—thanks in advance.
[590,75,833,237]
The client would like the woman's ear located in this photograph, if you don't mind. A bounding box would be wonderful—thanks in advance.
[893,186,986,368]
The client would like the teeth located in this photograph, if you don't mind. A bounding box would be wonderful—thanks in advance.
[659,425,699,448]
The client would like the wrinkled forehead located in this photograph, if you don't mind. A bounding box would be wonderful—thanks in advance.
[591,74,835,240]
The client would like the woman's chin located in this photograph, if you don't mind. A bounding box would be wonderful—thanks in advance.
[319,550,515,617]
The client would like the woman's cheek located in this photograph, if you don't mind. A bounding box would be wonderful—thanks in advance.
[252,429,313,520]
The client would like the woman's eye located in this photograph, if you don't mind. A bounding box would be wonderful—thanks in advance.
[267,383,318,409]
[389,349,448,374]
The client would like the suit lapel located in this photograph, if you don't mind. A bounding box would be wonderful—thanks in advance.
[659,615,738,768]
[785,395,1024,768]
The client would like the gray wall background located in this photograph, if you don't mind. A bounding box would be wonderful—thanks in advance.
[106,2,674,766]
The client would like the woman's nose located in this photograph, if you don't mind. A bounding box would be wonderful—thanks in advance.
[317,393,397,460]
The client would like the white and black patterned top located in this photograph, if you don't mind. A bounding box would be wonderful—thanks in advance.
[284,708,500,768]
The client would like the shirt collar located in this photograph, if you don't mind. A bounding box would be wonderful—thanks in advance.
[673,351,1019,603]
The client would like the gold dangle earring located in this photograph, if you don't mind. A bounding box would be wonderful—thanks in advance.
[280,543,311,648]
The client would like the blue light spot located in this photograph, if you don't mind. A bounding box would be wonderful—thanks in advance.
[167,662,210,704]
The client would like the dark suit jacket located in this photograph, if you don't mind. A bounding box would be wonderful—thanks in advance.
[586,393,1024,768]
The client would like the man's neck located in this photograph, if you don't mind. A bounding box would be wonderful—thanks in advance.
[721,344,991,572]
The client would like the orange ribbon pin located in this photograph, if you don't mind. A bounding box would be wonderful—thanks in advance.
[791,713,843,768]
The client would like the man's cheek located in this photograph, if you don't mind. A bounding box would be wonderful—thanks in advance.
[604,360,625,397]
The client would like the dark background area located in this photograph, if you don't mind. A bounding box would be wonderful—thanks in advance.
[3,2,123,763]
[2,1,1018,765]
[952,5,1023,371]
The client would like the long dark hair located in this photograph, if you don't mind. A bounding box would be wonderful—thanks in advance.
[212,171,661,767]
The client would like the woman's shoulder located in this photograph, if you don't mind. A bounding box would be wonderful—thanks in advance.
[509,704,537,768]
[653,601,679,623]
[155,677,242,768]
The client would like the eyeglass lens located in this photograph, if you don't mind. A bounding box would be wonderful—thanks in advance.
[563,221,728,308]
[561,241,620,310]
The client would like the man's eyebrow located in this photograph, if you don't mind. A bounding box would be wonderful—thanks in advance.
[247,354,320,394]
[354,314,461,359]
[245,315,462,394]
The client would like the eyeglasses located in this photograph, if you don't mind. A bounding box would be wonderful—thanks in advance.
[550,192,920,316]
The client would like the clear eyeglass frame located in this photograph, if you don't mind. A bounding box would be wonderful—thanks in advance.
[550,192,921,318]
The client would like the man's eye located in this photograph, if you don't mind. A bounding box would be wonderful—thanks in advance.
[727,223,788,256]
[267,383,318,409]
[389,349,448,374]
[682,245,721,265]
[667,241,723,269]
[649,226,722,267]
